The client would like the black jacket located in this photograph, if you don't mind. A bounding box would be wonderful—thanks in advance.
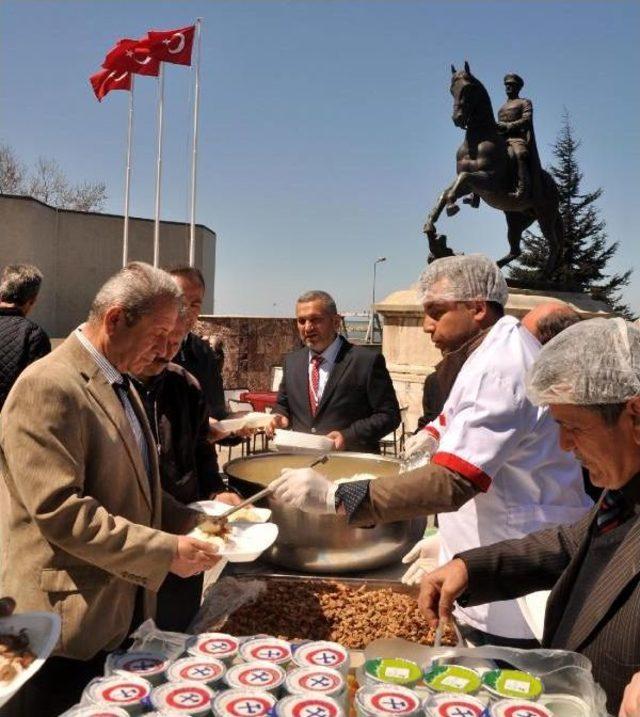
[274,338,400,453]
[0,307,51,411]
[173,332,227,420]
[132,363,224,505]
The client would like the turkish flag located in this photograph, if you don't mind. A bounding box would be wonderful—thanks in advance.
[90,68,132,101]
[146,24,195,66]
[102,38,160,76]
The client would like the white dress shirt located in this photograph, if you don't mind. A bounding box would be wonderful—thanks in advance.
[308,334,343,404]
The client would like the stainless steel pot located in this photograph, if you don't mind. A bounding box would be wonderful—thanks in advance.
[223,452,426,573]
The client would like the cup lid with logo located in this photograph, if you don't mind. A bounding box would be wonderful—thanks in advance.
[285,667,345,697]
[166,656,226,685]
[187,632,239,661]
[82,674,153,708]
[150,680,215,716]
[212,688,277,717]
[355,684,423,717]
[224,660,286,691]
[276,694,344,717]
[239,637,292,665]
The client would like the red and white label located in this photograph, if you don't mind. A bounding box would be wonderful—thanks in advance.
[287,697,340,717]
[236,665,282,688]
[101,683,148,704]
[434,699,485,717]
[298,671,342,692]
[178,662,223,681]
[164,685,212,710]
[119,655,165,674]
[502,705,551,717]
[370,691,420,714]
[303,648,346,668]
[198,637,238,657]
[223,696,274,717]
[247,644,290,662]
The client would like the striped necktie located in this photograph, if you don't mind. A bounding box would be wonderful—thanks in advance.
[596,489,628,535]
[309,355,324,416]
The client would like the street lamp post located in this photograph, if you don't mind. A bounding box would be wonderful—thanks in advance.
[365,256,387,343]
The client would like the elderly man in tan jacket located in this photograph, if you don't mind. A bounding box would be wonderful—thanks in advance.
[0,262,220,716]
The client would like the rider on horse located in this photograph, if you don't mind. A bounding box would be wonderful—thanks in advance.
[497,73,540,200]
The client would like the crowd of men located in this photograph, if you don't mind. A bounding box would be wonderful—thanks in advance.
[0,256,639,715]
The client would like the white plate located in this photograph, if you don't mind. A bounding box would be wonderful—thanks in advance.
[0,611,61,708]
[189,500,272,523]
[273,429,334,454]
[188,521,279,563]
[218,412,272,432]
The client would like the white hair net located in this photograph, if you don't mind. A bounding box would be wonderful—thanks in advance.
[417,255,509,306]
[527,317,640,405]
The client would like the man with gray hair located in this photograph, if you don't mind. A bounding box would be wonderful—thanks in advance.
[0,262,220,716]
[268,289,400,453]
[273,256,591,646]
[0,263,51,410]
[418,318,640,714]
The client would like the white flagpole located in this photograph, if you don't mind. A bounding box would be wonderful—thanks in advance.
[188,18,203,267]
[122,74,135,268]
[153,64,165,267]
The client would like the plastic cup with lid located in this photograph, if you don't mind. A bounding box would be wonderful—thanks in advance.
[150,680,215,716]
[212,688,277,717]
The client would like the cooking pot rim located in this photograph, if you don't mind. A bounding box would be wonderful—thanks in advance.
[224,450,399,474]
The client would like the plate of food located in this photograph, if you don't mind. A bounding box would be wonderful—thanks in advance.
[189,500,272,524]
[0,611,61,708]
[188,520,278,563]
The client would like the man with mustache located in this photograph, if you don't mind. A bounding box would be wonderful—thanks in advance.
[268,290,400,453]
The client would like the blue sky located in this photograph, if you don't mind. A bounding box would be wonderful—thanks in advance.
[1,1,638,315]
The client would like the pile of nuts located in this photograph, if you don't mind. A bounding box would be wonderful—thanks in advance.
[221,579,457,649]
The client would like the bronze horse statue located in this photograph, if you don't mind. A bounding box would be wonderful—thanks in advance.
[423,62,563,271]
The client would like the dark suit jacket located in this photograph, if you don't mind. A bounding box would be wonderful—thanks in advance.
[459,483,640,713]
[273,338,400,453]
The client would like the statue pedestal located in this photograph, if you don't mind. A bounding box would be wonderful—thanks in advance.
[377,285,612,430]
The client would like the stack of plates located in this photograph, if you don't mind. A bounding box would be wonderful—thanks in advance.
[272,429,334,454]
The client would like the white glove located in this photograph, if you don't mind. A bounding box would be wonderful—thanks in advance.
[400,533,441,586]
[270,468,337,514]
[403,429,438,460]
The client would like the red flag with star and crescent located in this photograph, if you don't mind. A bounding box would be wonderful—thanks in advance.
[89,68,132,101]
[102,38,160,76]
[146,24,195,66]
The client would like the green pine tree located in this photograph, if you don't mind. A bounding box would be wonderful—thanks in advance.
[509,111,634,318]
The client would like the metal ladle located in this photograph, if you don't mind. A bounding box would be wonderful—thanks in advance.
[212,453,330,523]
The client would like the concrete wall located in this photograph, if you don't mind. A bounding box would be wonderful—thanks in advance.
[197,316,301,391]
[0,194,216,337]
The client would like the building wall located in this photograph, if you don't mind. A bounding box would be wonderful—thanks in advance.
[197,316,301,391]
[0,194,216,337]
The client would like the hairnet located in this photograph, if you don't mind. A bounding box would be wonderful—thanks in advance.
[417,255,509,306]
[526,317,640,405]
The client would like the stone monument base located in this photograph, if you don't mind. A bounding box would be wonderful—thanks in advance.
[377,285,612,430]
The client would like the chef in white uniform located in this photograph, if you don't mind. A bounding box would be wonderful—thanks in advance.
[272,254,592,647]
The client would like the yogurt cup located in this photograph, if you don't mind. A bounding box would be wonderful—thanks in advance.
[212,688,277,717]
[364,659,422,688]
[82,674,152,715]
[224,660,286,694]
[355,684,422,717]
[62,707,130,717]
[166,656,226,688]
[481,670,543,700]
[424,693,487,717]
[540,693,590,717]
[150,680,215,716]
[107,651,171,685]
[285,667,346,700]
[239,637,292,666]
[187,632,239,663]
[491,699,553,717]
[276,694,344,717]
[423,665,482,695]
[292,641,350,676]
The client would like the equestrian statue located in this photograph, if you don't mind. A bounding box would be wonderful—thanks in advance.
[423,62,563,271]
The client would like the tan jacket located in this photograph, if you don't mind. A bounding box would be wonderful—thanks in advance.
[0,334,196,660]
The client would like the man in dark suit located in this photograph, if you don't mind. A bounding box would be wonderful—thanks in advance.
[268,290,400,453]
[417,318,640,714]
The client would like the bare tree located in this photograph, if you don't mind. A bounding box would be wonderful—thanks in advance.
[0,144,26,194]
[0,143,107,212]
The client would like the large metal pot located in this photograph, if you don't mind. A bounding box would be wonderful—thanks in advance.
[224,452,425,573]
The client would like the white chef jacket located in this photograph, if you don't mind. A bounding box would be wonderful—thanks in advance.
[428,315,592,639]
